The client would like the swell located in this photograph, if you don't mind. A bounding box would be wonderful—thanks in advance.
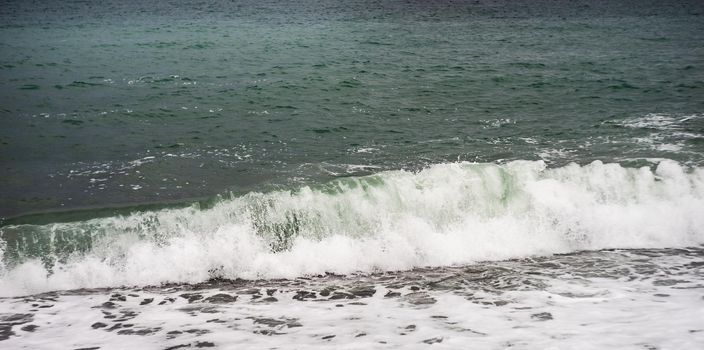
[1,160,703,296]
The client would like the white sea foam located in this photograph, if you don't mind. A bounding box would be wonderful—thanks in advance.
[1,249,701,349]
[1,160,703,296]
[619,113,699,130]
[613,113,703,157]
[537,148,574,161]
[352,147,379,154]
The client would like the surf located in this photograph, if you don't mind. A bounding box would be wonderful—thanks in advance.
[1,159,703,296]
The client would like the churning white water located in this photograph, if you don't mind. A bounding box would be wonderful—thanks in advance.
[1,160,703,296]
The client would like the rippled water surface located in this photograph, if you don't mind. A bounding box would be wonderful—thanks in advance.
[1,0,703,218]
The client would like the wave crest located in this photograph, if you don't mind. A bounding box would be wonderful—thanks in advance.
[1,160,703,296]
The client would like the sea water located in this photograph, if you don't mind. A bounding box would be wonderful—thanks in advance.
[1,0,703,348]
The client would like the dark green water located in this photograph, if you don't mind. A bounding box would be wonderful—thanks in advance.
[1,0,703,220]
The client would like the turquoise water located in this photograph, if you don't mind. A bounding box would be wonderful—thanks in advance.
[2,0,703,220]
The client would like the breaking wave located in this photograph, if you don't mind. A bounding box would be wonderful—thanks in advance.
[1,160,703,296]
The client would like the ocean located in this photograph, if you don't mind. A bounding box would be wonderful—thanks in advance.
[1,0,703,348]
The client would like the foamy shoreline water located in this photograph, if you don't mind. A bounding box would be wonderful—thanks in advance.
[1,247,702,349]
